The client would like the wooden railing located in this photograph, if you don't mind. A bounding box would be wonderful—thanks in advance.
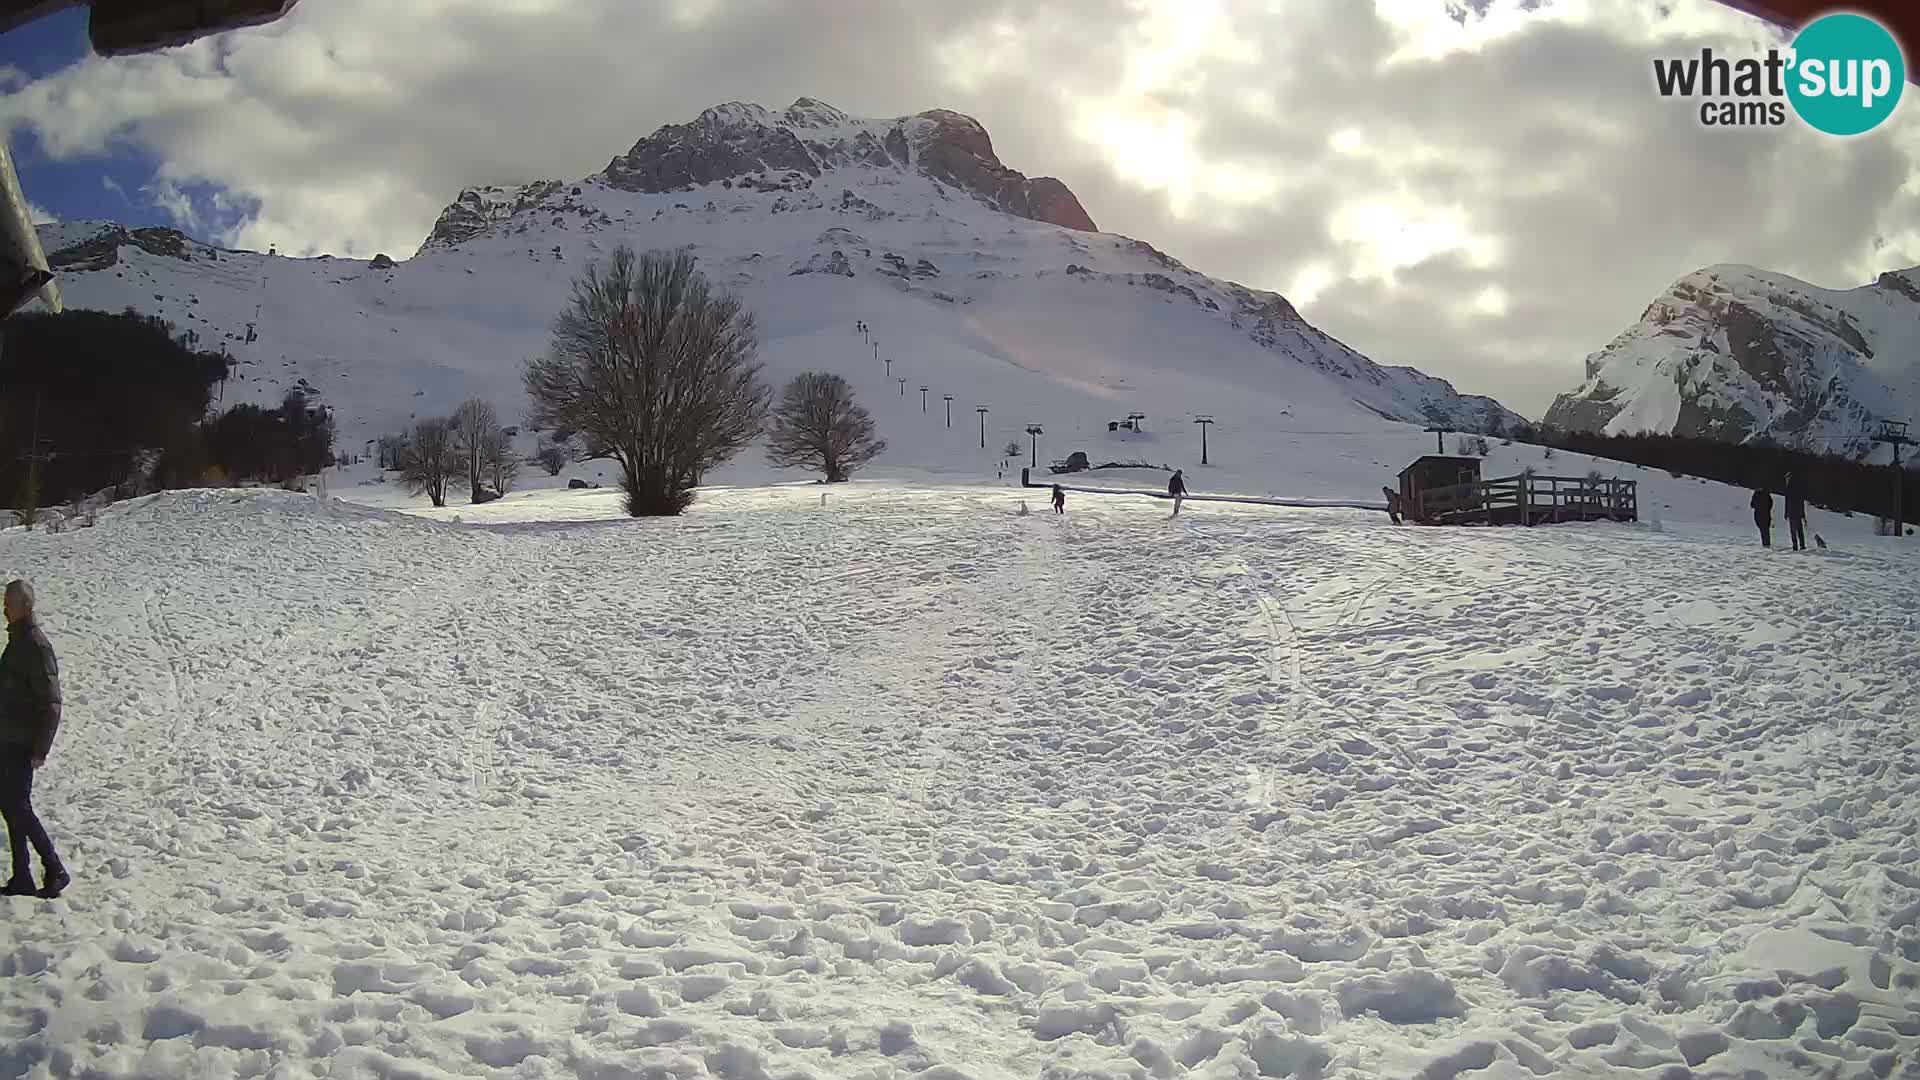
[1415,473,1637,525]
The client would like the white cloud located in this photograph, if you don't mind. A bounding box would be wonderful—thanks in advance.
[0,0,1913,418]
[0,65,26,90]
[25,200,54,224]
[141,178,202,233]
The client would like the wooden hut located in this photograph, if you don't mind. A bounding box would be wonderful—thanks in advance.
[1398,456,1484,524]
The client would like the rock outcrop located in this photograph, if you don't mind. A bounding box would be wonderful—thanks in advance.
[423,181,564,251]
[598,99,1096,233]
[46,225,202,271]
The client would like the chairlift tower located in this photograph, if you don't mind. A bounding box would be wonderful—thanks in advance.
[1195,415,1214,465]
[976,406,989,449]
[943,394,953,428]
[1025,424,1044,467]
[897,377,907,397]
[1872,419,1915,536]
[920,385,929,413]
[1424,425,1453,454]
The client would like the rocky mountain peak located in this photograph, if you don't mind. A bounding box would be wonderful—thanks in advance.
[782,97,854,128]
[596,98,1097,233]
[1545,259,1920,456]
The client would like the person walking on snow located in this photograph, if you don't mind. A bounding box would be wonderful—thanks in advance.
[1784,472,1808,551]
[1169,469,1188,516]
[0,579,66,899]
[1750,486,1773,548]
[1051,484,1066,514]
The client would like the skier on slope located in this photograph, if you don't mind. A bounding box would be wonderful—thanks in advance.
[0,579,67,899]
[1783,471,1808,552]
[1750,486,1773,548]
[1052,484,1066,514]
[1169,469,1188,516]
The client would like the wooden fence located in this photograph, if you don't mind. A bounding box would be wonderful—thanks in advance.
[1414,473,1637,526]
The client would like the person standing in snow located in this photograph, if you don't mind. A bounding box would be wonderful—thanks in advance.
[0,579,66,899]
[1169,469,1188,516]
[1051,484,1066,514]
[1783,472,1808,552]
[1750,486,1773,548]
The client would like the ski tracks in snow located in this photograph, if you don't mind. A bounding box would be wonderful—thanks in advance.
[2,489,1919,1080]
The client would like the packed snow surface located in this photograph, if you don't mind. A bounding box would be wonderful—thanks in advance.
[3,478,1918,1079]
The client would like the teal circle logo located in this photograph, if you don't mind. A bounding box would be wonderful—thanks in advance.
[1786,13,1905,136]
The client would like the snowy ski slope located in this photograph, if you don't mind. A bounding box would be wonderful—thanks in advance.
[32,99,1522,499]
[5,98,1918,1080]
[0,485,1916,1078]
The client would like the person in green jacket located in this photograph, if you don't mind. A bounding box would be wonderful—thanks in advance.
[1,579,66,899]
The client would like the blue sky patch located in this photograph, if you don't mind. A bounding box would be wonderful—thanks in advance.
[3,6,235,241]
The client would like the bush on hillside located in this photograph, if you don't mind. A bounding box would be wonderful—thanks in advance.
[201,390,335,484]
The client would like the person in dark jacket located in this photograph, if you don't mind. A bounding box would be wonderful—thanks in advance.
[1051,484,1066,514]
[1783,472,1808,551]
[1750,487,1773,548]
[0,579,66,899]
[1169,469,1187,516]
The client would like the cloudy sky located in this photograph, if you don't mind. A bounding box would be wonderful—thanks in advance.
[3,0,1917,417]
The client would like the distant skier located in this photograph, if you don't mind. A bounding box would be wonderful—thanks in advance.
[0,580,66,899]
[1750,486,1773,548]
[1783,471,1808,551]
[1169,469,1188,516]
[1052,484,1066,514]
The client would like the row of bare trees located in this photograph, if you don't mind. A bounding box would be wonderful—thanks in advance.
[521,245,884,516]
[394,399,522,507]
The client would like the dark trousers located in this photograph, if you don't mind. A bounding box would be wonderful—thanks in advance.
[0,747,58,883]
[1788,515,1806,551]
[1755,512,1771,547]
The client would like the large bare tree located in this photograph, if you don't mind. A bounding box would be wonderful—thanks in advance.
[766,372,886,483]
[525,246,769,516]
[398,416,457,507]
[450,398,499,503]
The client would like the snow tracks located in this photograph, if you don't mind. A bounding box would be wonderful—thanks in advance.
[2,488,1918,1080]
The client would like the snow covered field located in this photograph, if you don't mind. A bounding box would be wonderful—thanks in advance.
[3,481,1918,1079]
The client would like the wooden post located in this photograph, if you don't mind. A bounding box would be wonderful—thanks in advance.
[1518,472,1530,526]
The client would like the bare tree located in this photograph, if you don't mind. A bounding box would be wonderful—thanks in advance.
[399,416,457,507]
[525,245,770,516]
[376,433,410,471]
[450,398,499,503]
[766,373,886,483]
[484,427,521,494]
[537,440,570,476]
[1002,440,1021,460]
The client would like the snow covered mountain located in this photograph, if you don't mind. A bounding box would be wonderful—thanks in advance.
[1543,261,1920,460]
[33,98,1522,479]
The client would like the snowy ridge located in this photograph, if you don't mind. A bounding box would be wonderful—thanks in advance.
[1545,260,1920,460]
